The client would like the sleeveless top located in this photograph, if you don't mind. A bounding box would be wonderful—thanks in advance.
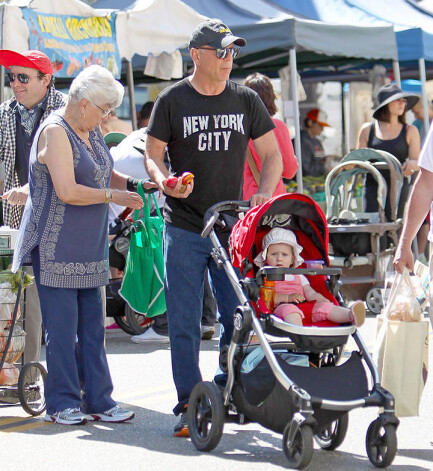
[367,122,408,164]
[12,113,113,289]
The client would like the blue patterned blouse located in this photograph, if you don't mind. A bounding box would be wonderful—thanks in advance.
[12,112,113,288]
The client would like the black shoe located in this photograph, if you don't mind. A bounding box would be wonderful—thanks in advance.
[201,325,215,340]
[173,412,189,437]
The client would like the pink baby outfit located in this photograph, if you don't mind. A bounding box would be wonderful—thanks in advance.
[273,274,333,323]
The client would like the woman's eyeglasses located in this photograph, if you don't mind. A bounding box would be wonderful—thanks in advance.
[92,103,112,118]
[6,72,39,84]
[197,47,240,59]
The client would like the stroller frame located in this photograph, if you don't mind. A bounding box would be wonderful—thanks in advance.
[188,195,399,469]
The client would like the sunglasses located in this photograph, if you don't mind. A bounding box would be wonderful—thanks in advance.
[6,72,40,84]
[92,103,112,118]
[197,47,240,59]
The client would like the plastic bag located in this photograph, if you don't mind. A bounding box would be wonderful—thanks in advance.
[0,363,19,385]
[384,269,422,322]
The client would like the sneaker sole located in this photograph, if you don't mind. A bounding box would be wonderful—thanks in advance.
[131,337,170,344]
[173,427,189,437]
[89,412,135,423]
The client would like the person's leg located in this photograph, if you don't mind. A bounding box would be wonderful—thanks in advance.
[164,224,208,415]
[313,301,365,326]
[201,268,217,339]
[274,304,303,325]
[22,266,42,366]
[77,287,116,414]
[32,280,81,413]
[152,312,169,335]
[208,256,241,351]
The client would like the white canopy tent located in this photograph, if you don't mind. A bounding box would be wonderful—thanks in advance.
[0,0,207,126]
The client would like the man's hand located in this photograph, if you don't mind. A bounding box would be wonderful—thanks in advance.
[393,243,414,274]
[162,178,193,198]
[250,192,272,207]
[2,185,29,206]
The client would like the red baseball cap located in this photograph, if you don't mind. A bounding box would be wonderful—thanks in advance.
[0,49,53,75]
[306,108,331,127]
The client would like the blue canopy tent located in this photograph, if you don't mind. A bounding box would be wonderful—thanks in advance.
[90,0,399,190]
[269,0,433,136]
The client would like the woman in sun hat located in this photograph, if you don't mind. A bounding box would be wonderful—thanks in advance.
[356,82,421,220]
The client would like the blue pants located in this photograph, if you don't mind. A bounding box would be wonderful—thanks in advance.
[163,224,240,415]
[32,250,116,415]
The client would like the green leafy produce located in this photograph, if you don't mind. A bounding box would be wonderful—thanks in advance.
[0,269,34,293]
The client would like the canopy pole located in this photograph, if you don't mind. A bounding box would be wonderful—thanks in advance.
[126,59,137,131]
[341,82,347,156]
[419,58,429,139]
[392,59,401,88]
[290,48,302,194]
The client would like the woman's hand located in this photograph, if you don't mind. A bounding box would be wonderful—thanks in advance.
[2,185,29,206]
[111,190,144,209]
[402,159,419,177]
[287,293,305,304]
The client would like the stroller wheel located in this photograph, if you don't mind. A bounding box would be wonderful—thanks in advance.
[283,422,314,469]
[188,381,225,452]
[124,304,153,334]
[18,362,47,416]
[314,413,348,450]
[366,287,383,315]
[366,419,397,468]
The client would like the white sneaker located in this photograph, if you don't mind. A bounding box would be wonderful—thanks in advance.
[87,405,135,423]
[44,408,87,425]
[131,327,170,343]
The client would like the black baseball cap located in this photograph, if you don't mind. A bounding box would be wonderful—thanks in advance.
[189,19,246,49]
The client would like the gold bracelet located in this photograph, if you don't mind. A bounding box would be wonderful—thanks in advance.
[104,188,112,203]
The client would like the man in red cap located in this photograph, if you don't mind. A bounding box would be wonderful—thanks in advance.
[0,50,65,394]
[300,108,330,177]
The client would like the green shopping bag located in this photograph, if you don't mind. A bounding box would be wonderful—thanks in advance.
[119,184,166,317]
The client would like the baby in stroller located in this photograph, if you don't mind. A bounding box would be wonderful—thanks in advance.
[255,227,366,327]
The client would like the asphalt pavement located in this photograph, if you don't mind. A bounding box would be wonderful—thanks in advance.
[1,312,433,471]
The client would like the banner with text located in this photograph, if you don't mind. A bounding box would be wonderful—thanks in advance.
[22,8,121,78]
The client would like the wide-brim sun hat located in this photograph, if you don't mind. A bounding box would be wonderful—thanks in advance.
[372,83,419,119]
[254,227,304,268]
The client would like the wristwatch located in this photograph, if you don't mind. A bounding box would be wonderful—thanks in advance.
[104,188,112,203]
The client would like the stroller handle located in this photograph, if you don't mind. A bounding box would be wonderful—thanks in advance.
[201,200,251,238]
[256,266,342,286]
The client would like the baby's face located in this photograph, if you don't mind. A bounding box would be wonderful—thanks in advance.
[265,243,294,268]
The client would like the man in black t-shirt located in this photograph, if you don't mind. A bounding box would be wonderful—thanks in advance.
[145,19,283,437]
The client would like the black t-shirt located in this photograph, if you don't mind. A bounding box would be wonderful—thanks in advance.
[147,78,275,233]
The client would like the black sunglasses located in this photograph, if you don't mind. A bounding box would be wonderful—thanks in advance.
[6,72,40,84]
[197,47,240,59]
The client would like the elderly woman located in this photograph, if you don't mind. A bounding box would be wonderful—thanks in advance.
[12,65,148,425]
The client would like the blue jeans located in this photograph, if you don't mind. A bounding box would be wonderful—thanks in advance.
[32,249,116,415]
[164,224,240,415]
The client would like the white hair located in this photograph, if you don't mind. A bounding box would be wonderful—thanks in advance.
[68,65,124,108]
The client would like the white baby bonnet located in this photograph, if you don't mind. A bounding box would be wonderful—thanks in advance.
[254,227,304,268]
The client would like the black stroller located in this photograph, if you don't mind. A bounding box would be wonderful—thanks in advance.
[187,193,398,469]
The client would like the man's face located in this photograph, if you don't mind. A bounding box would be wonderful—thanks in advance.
[311,121,324,136]
[8,65,50,109]
[193,42,236,82]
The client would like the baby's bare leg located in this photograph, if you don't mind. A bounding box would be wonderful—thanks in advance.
[282,312,303,325]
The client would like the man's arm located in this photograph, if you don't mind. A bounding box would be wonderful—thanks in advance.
[145,134,192,198]
[250,130,283,206]
[394,168,433,273]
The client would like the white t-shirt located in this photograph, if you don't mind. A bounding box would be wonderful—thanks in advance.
[418,124,433,241]
[108,129,165,227]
